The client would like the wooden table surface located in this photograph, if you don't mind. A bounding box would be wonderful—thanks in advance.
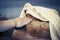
[12,29,51,40]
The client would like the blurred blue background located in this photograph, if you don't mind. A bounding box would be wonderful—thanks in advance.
[0,0,60,19]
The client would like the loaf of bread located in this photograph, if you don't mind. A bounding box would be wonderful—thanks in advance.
[26,14,50,38]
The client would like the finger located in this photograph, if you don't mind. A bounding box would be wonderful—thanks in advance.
[22,18,32,25]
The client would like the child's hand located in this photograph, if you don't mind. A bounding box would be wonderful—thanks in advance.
[14,17,32,28]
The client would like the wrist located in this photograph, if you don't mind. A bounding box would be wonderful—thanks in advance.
[14,18,24,28]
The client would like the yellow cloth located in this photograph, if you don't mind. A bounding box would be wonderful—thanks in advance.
[20,3,60,40]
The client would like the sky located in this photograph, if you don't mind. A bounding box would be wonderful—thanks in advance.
[0,0,60,19]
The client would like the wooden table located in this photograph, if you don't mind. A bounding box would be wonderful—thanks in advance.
[12,27,51,40]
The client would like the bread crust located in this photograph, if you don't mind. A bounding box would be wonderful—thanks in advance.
[26,15,50,38]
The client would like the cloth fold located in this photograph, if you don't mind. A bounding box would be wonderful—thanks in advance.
[20,3,60,40]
